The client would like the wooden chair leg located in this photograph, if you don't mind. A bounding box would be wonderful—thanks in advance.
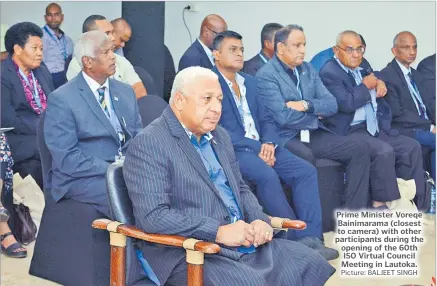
[108,222,127,286]
[187,263,203,286]
[186,250,204,286]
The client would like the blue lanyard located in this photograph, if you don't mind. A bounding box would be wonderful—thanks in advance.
[18,69,42,110]
[44,25,67,60]
[259,53,268,63]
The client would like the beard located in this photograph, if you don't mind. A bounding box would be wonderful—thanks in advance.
[47,22,61,29]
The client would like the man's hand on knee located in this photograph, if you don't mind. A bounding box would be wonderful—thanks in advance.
[250,220,273,247]
[216,220,255,247]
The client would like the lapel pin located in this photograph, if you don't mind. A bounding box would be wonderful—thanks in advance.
[114,96,119,101]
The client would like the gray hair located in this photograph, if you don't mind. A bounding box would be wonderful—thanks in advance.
[74,30,109,69]
[393,31,416,47]
[170,66,219,104]
[274,24,304,52]
[336,30,360,46]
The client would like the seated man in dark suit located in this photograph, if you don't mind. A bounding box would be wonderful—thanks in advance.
[212,31,338,260]
[123,66,335,286]
[310,34,372,72]
[242,23,283,76]
[178,14,227,71]
[44,30,142,217]
[379,32,435,182]
[320,30,425,210]
[256,25,371,210]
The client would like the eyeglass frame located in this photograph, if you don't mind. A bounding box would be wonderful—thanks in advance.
[336,45,365,55]
[206,26,219,35]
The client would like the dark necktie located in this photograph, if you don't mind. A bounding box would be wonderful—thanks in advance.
[289,71,298,86]
[407,72,426,119]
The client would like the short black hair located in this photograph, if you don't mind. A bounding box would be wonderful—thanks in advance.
[45,2,62,15]
[359,34,366,47]
[4,22,43,55]
[274,24,304,52]
[82,15,106,33]
[212,30,242,51]
[261,23,283,48]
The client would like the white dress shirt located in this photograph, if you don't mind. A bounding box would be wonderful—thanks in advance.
[221,72,260,141]
[197,38,215,66]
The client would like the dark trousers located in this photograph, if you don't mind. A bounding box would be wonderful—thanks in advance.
[51,71,67,89]
[284,129,371,210]
[13,158,43,191]
[236,146,322,240]
[348,129,425,206]
[415,130,435,181]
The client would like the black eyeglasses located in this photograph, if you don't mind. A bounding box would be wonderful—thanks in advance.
[206,26,219,35]
[336,45,365,55]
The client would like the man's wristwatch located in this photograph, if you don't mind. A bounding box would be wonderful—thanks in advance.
[302,100,309,111]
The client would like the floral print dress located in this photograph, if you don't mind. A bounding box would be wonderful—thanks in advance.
[0,132,14,206]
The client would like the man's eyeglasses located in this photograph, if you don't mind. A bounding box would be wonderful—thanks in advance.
[336,46,365,55]
[206,26,219,35]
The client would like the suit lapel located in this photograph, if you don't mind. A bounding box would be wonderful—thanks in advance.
[272,57,301,97]
[195,40,213,69]
[216,70,244,129]
[243,75,261,130]
[163,108,222,198]
[297,66,308,99]
[391,58,410,91]
[109,80,132,140]
[77,73,119,142]
[5,58,35,112]
[210,134,242,204]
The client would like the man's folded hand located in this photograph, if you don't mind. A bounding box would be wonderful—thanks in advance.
[216,220,255,247]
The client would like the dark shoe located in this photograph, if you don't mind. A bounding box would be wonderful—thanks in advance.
[297,236,339,261]
[1,232,27,258]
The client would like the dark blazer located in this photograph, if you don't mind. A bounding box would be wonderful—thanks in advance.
[213,67,280,154]
[379,58,435,136]
[255,55,338,146]
[178,39,213,72]
[123,106,271,284]
[242,52,267,76]
[417,54,436,100]
[1,56,54,163]
[319,58,396,136]
[44,72,142,202]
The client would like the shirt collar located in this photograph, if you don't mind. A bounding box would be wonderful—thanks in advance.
[395,59,411,76]
[180,121,213,143]
[44,24,64,37]
[220,71,245,89]
[276,55,302,75]
[259,50,269,63]
[197,38,214,62]
[335,57,363,74]
[82,71,109,94]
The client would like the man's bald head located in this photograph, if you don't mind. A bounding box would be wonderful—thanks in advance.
[111,18,132,50]
[392,31,417,67]
[199,14,227,49]
[45,2,62,15]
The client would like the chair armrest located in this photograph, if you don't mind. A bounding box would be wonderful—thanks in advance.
[269,216,307,230]
[92,219,220,254]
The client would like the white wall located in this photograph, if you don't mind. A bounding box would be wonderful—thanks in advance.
[165,1,436,71]
[0,1,121,43]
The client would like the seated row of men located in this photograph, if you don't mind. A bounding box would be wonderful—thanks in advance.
[179,16,435,211]
[39,27,336,284]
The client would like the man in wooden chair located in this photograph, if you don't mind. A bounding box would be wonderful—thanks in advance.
[122,66,335,285]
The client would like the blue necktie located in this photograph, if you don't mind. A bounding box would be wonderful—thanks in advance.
[350,71,379,136]
[97,87,110,118]
[407,72,426,119]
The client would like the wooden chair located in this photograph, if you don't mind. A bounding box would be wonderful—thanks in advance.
[93,161,307,286]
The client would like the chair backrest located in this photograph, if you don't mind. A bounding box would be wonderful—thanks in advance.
[137,95,168,127]
[134,66,160,97]
[105,161,134,225]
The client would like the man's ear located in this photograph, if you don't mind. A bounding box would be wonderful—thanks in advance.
[81,56,93,69]
[212,50,219,62]
[13,44,23,56]
[391,47,397,57]
[173,91,186,111]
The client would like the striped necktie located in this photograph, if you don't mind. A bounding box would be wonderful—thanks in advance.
[407,72,427,119]
[97,87,110,118]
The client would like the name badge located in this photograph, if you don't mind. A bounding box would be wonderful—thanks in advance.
[300,130,310,143]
